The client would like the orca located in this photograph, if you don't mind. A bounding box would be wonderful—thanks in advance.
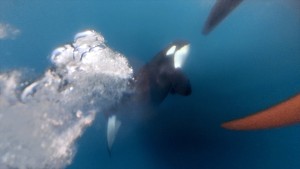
[202,0,243,35]
[134,41,192,106]
[222,94,300,130]
[106,41,192,153]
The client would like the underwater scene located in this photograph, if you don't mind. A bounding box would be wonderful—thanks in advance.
[0,0,299,169]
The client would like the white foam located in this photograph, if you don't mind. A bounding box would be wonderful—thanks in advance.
[0,23,20,40]
[0,30,133,169]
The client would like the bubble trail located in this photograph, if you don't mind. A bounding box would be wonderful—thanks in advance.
[0,30,133,169]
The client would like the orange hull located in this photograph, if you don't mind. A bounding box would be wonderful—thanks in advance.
[222,94,300,130]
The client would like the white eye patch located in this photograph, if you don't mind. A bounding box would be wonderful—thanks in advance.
[174,45,190,68]
[166,45,177,56]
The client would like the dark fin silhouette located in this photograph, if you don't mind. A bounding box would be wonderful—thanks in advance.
[202,0,243,35]
[170,69,192,96]
[222,94,300,130]
[107,143,112,157]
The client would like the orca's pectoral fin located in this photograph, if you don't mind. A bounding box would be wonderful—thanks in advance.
[202,0,243,35]
[107,115,122,154]
[170,69,192,96]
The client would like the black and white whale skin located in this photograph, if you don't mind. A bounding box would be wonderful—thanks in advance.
[202,0,243,35]
[107,41,192,153]
[133,41,192,107]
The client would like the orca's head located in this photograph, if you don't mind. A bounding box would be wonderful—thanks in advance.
[134,41,191,106]
[163,41,192,96]
[165,41,190,69]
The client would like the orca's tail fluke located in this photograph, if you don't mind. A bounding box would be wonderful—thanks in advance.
[107,115,121,154]
[222,94,300,130]
[202,0,243,35]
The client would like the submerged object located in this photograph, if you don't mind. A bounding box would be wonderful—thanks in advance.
[202,0,243,35]
[106,41,192,153]
[222,94,300,130]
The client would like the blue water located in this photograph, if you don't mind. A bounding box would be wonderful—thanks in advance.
[1,0,300,169]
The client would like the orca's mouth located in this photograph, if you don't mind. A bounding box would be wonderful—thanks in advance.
[174,44,190,69]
